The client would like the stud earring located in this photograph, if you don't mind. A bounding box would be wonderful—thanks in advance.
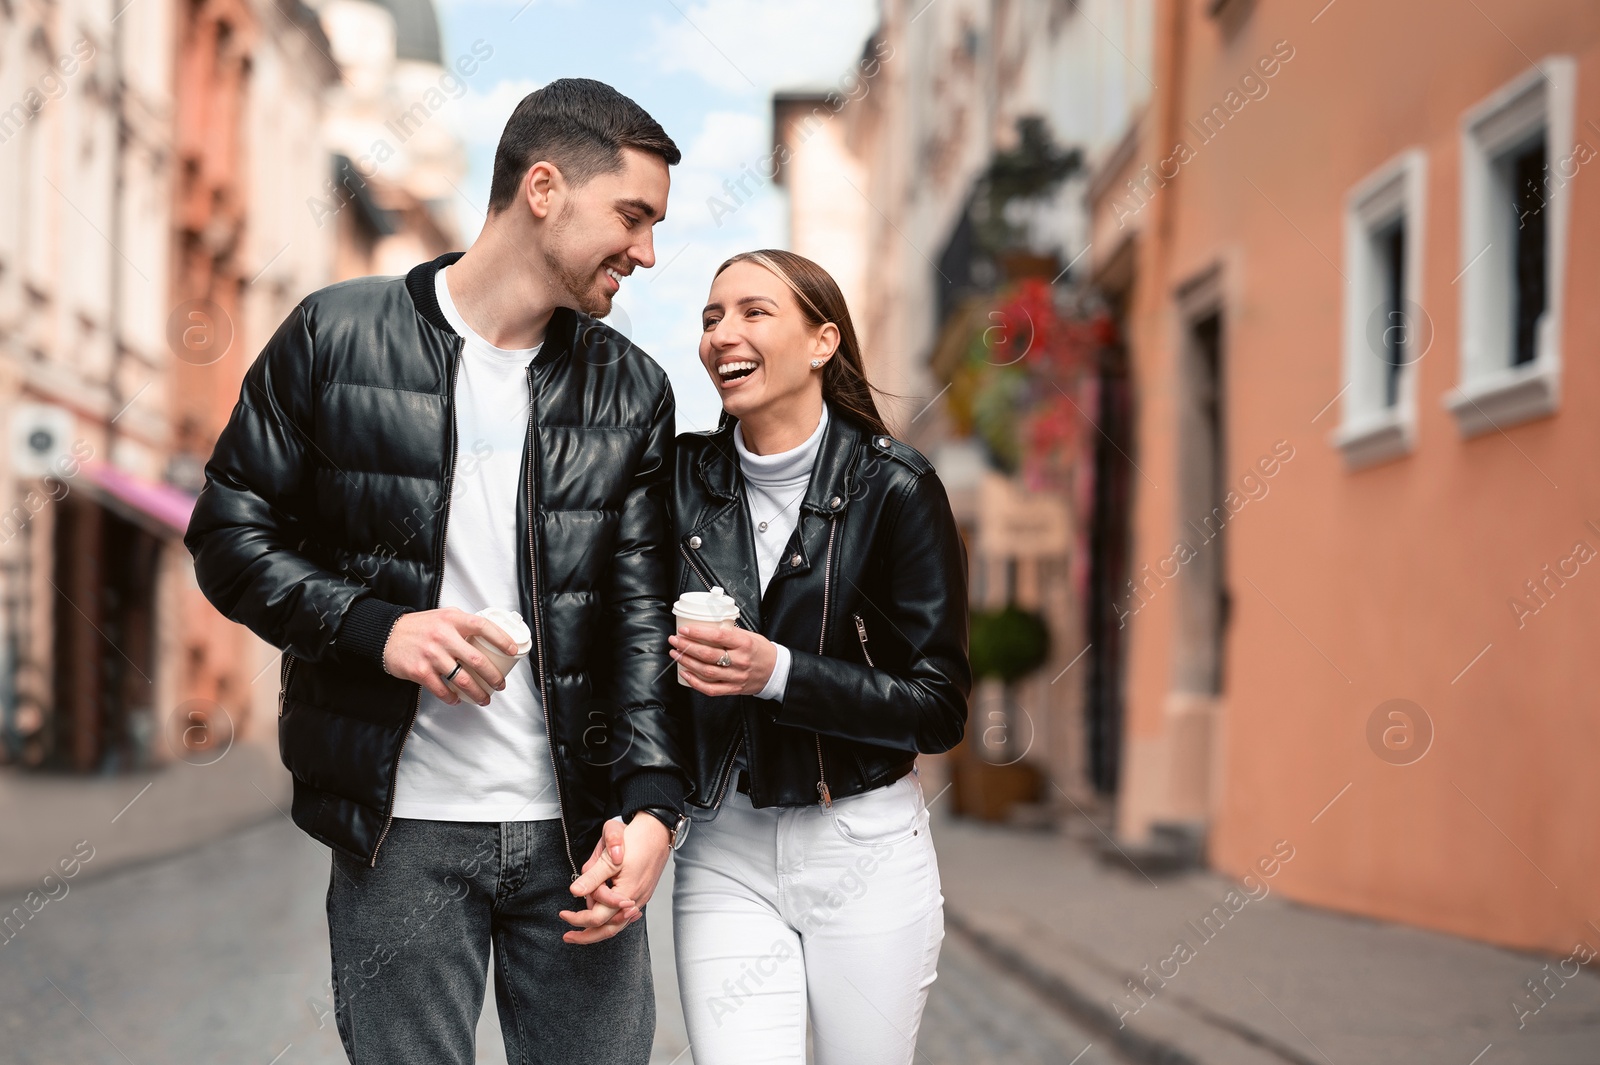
[810,359,822,369]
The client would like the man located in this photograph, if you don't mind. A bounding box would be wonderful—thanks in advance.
[184,79,689,1064]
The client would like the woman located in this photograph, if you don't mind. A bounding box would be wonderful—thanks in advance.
[667,249,972,1064]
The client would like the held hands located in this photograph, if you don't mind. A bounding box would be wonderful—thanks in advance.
[669,623,777,697]
[559,814,672,945]
[381,608,518,707]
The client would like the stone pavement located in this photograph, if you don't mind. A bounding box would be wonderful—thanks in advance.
[2,778,1120,1065]
[10,743,1595,1064]
[0,738,293,897]
[930,812,1600,1065]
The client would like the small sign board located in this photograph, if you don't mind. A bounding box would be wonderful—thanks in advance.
[977,472,1070,558]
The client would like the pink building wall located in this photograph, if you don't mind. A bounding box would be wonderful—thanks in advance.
[1108,0,1600,952]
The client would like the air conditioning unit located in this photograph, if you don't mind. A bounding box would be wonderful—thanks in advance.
[10,403,75,478]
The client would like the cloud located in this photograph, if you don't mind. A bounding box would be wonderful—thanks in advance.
[647,0,879,94]
[440,76,543,147]
[435,0,548,11]
[673,109,769,211]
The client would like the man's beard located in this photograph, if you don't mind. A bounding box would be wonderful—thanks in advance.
[543,206,613,317]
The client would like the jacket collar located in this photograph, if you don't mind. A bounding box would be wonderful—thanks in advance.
[682,402,866,630]
[695,401,862,519]
[404,250,571,366]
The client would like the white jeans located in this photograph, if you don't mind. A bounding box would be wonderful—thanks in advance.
[672,770,944,1065]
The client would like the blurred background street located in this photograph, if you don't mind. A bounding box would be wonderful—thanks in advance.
[4,0,1600,1061]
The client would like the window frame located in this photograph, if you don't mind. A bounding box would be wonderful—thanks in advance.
[1446,55,1576,438]
[1333,149,1427,470]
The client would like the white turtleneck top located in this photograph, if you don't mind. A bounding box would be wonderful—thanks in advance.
[732,402,830,701]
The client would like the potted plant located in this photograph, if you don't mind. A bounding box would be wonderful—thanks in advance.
[953,603,1052,821]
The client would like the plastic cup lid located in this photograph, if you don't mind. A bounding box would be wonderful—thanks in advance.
[476,607,533,654]
[673,585,740,621]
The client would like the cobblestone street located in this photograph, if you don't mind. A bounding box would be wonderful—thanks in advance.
[0,816,1120,1065]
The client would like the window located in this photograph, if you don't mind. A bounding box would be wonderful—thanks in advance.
[1172,266,1229,699]
[1376,220,1406,405]
[1508,134,1547,368]
[1207,0,1255,38]
[1334,150,1426,469]
[1447,56,1575,437]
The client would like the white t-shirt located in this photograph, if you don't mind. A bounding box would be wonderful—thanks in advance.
[390,265,562,822]
[732,402,829,702]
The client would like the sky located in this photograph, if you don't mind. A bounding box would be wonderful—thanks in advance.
[429,0,881,431]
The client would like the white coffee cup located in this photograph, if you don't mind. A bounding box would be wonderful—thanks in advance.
[672,586,740,687]
[448,607,533,698]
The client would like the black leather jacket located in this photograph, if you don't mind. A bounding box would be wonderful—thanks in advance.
[672,403,972,814]
[184,250,687,871]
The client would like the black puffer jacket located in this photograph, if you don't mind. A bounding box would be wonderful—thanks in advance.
[672,403,971,814]
[184,250,686,871]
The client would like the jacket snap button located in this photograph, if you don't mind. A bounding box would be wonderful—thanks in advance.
[877,436,890,447]
[790,553,802,567]
[829,495,841,508]
[689,535,702,549]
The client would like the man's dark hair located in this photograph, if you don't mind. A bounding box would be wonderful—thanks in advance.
[487,78,680,215]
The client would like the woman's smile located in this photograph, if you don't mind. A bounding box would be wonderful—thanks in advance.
[715,356,762,390]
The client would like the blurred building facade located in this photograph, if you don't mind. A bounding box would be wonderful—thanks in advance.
[0,0,181,770]
[168,0,340,764]
[0,0,463,773]
[316,0,466,280]
[780,0,1600,954]
[774,0,1154,819]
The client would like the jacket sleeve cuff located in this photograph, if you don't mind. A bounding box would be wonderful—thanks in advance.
[616,768,687,821]
[334,595,413,668]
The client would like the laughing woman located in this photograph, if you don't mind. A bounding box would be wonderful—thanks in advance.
[667,249,972,1065]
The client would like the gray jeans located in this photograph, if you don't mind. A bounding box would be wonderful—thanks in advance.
[325,817,653,1064]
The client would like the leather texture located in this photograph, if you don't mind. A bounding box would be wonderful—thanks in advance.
[672,403,972,813]
[184,250,688,871]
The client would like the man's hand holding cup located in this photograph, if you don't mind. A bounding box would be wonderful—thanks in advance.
[381,606,531,707]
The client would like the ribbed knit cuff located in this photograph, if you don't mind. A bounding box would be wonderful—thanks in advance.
[336,595,414,669]
[616,769,687,821]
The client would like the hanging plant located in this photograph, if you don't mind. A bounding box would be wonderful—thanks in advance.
[945,278,1110,491]
[970,364,1028,473]
[969,604,1052,683]
[973,116,1083,254]
[929,117,1115,493]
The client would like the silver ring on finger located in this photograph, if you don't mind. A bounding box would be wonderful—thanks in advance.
[443,661,464,683]
[716,652,732,668]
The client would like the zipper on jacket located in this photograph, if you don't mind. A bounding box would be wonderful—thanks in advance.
[680,541,745,811]
[370,337,463,868]
[524,362,579,879]
[853,613,875,667]
[278,652,297,717]
[814,517,839,808]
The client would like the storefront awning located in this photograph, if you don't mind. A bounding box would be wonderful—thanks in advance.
[79,460,197,540]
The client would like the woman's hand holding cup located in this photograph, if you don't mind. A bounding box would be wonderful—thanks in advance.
[669,622,777,697]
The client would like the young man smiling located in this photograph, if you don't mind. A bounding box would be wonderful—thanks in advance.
[184,79,690,1064]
